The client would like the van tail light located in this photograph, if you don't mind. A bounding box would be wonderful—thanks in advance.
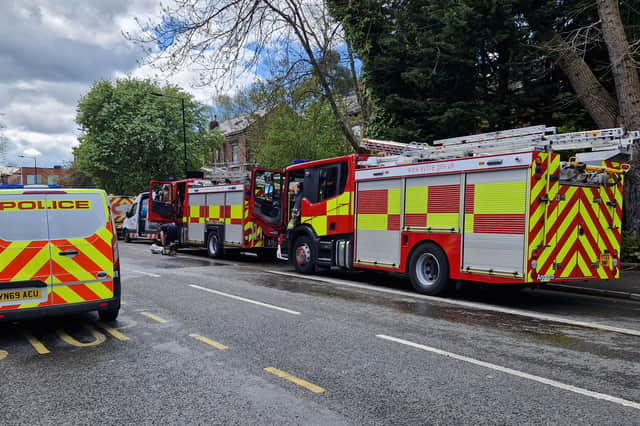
[111,218,120,277]
[99,302,109,307]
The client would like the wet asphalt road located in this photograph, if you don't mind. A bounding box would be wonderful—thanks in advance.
[1,242,640,425]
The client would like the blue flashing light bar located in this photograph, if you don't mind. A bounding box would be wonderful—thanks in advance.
[0,184,61,189]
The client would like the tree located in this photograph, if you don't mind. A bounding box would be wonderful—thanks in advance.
[56,159,95,188]
[76,79,217,194]
[127,0,364,151]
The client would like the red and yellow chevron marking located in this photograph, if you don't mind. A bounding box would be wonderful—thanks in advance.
[108,196,134,224]
[527,153,622,282]
[243,221,264,248]
[301,190,353,236]
[0,221,115,311]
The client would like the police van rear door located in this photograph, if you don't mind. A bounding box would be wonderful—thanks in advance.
[47,190,115,307]
[0,191,52,311]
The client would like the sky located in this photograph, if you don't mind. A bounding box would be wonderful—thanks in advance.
[0,0,243,169]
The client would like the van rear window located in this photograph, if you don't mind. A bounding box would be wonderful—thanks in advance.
[47,193,107,239]
[0,194,49,241]
[0,193,107,242]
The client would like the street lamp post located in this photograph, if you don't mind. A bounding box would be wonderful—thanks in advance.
[19,154,37,184]
[152,92,188,178]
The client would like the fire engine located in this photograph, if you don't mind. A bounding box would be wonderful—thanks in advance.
[278,125,636,295]
[148,168,284,258]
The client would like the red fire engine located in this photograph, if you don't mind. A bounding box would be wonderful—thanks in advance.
[148,168,284,258]
[278,125,636,295]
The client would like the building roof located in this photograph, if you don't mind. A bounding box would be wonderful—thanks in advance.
[218,109,268,136]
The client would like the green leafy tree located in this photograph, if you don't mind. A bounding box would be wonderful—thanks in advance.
[255,80,352,169]
[75,79,218,194]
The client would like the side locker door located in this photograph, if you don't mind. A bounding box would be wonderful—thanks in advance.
[575,187,602,279]
[354,179,403,268]
[48,191,115,306]
[0,192,52,311]
[224,190,244,245]
[187,192,207,244]
[462,169,528,276]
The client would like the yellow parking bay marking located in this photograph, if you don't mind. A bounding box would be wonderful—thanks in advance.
[57,325,106,347]
[189,333,228,350]
[0,350,7,360]
[377,334,640,411]
[189,284,301,315]
[264,367,325,394]
[140,311,169,323]
[22,331,50,355]
[97,322,129,341]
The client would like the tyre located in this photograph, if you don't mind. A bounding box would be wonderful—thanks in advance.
[207,232,223,259]
[293,235,316,274]
[98,307,119,322]
[408,242,451,296]
[123,229,132,243]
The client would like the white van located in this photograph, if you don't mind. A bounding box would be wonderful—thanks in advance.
[0,185,121,321]
[122,192,160,242]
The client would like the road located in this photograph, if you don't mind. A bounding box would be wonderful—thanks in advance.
[2,242,640,425]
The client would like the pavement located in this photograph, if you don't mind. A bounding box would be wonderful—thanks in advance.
[542,267,640,301]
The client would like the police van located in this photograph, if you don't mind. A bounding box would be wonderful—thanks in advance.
[0,185,121,321]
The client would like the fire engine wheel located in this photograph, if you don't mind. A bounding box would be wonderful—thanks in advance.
[408,242,451,296]
[293,235,316,274]
[207,232,223,259]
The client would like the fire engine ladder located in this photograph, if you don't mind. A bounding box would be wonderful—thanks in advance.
[360,125,638,166]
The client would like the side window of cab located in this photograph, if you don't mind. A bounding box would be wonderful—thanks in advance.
[303,162,348,204]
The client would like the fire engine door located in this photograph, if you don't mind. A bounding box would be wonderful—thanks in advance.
[148,180,178,223]
[252,168,283,225]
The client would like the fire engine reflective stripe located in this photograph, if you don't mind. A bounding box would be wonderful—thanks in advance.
[326,191,351,215]
[357,214,388,231]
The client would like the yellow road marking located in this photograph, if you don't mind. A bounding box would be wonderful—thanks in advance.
[140,312,168,323]
[115,319,137,330]
[96,322,129,341]
[189,333,228,350]
[22,331,50,355]
[57,325,106,347]
[0,350,7,360]
[264,367,325,394]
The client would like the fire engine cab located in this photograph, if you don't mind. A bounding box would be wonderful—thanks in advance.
[279,125,636,295]
[148,168,284,258]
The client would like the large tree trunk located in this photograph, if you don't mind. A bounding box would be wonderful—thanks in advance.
[548,34,620,129]
[597,0,640,237]
[597,0,640,131]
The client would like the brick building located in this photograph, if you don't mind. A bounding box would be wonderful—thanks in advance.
[4,166,69,185]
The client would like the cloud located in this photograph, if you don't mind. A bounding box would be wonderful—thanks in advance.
[0,0,261,169]
[22,148,42,157]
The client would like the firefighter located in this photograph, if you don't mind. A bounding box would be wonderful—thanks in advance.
[159,222,178,255]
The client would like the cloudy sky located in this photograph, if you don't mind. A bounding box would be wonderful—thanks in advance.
[0,0,234,169]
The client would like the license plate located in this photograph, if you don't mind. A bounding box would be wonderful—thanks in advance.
[600,253,611,266]
[0,288,45,304]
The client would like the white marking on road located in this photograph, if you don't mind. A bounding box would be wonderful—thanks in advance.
[269,271,640,337]
[377,334,640,411]
[189,284,300,315]
[130,270,161,278]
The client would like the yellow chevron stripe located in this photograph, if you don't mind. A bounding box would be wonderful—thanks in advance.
[13,246,51,281]
[68,239,113,274]
[52,284,85,304]
[51,252,95,281]
[86,282,113,299]
[576,251,592,277]
[0,241,34,271]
